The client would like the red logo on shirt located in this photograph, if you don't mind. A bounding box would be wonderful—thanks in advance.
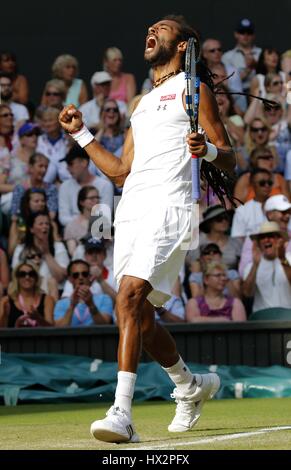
[160,94,176,101]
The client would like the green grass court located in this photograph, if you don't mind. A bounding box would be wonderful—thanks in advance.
[1,398,291,450]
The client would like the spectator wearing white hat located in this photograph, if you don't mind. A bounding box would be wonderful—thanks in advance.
[242,221,291,313]
[79,71,127,132]
[239,194,291,276]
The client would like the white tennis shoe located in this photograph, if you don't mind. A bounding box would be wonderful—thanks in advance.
[168,373,220,433]
[90,406,140,443]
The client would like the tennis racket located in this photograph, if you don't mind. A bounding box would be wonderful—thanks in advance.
[185,37,201,202]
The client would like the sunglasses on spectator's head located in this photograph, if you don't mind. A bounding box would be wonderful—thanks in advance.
[258,179,273,187]
[264,103,281,111]
[26,252,42,260]
[71,271,90,279]
[45,91,61,96]
[23,131,38,137]
[250,126,267,133]
[17,270,37,279]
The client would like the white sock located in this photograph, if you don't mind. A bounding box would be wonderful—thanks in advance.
[162,357,196,394]
[114,371,137,414]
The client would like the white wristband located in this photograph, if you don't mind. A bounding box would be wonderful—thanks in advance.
[70,125,94,148]
[203,142,218,162]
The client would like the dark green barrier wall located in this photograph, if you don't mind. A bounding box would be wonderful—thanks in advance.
[1,322,291,367]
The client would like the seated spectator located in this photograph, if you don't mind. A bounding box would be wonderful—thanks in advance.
[0,72,29,125]
[11,153,58,220]
[95,99,125,154]
[64,186,100,257]
[189,243,241,298]
[0,50,29,104]
[63,237,117,304]
[234,147,290,203]
[79,71,127,132]
[36,106,71,183]
[155,294,186,323]
[54,260,113,326]
[18,245,59,301]
[187,205,241,270]
[103,47,137,106]
[48,54,88,107]
[58,145,113,226]
[231,168,274,240]
[0,247,9,301]
[239,194,291,276]
[243,221,291,312]
[0,262,55,327]
[40,79,67,110]
[0,121,40,215]
[249,47,283,99]
[186,261,246,323]
[12,211,69,285]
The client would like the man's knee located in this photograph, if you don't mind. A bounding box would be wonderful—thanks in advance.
[116,276,152,310]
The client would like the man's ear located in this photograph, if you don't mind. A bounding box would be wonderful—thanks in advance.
[178,41,188,52]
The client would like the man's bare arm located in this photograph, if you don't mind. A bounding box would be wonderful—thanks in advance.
[59,105,134,187]
[185,83,236,174]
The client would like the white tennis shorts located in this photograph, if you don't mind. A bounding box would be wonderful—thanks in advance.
[113,204,192,306]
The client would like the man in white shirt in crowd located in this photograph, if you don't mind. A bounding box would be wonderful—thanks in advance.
[79,71,127,132]
[0,72,29,124]
[242,221,291,313]
[222,18,261,94]
[58,144,114,226]
[231,168,273,240]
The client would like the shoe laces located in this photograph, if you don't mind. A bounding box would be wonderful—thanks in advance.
[171,389,197,424]
[106,406,127,418]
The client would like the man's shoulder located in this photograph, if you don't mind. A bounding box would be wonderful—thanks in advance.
[79,99,98,111]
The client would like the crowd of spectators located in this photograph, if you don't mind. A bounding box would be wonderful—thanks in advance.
[1,17,291,328]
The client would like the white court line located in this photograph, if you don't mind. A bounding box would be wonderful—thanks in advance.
[125,425,291,450]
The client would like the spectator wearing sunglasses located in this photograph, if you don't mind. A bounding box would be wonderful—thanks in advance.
[234,147,290,203]
[249,47,283,100]
[0,262,55,328]
[186,261,246,323]
[243,221,291,313]
[187,205,241,271]
[222,18,261,94]
[188,243,241,299]
[231,168,274,241]
[202,38,247,113]
[54,260,113,326]
[40,79,67,110]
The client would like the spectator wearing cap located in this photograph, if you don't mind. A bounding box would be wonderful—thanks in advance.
[79,71,127,132]
[0,72,29,125]
[222,18,261,94]
[36,106,71,183]
[242,221,291,313]
[63,237,117,302]
[186,261,246,323]
[64,185,100,257]
[58,145,113,226]
[189,243,241,299]
[0,121,40,215]
[187,205,241,270]
[239,194,291,276]
[202,38,247,113]
[54,259,114,326]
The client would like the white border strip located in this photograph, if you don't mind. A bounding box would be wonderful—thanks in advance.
[125,426,291,450]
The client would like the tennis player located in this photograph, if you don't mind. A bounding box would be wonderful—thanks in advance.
[59,15,236,443]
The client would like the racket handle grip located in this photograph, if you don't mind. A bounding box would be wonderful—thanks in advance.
[191,154,200,201]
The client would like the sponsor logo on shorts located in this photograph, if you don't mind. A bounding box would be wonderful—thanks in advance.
[160,94,176,101]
